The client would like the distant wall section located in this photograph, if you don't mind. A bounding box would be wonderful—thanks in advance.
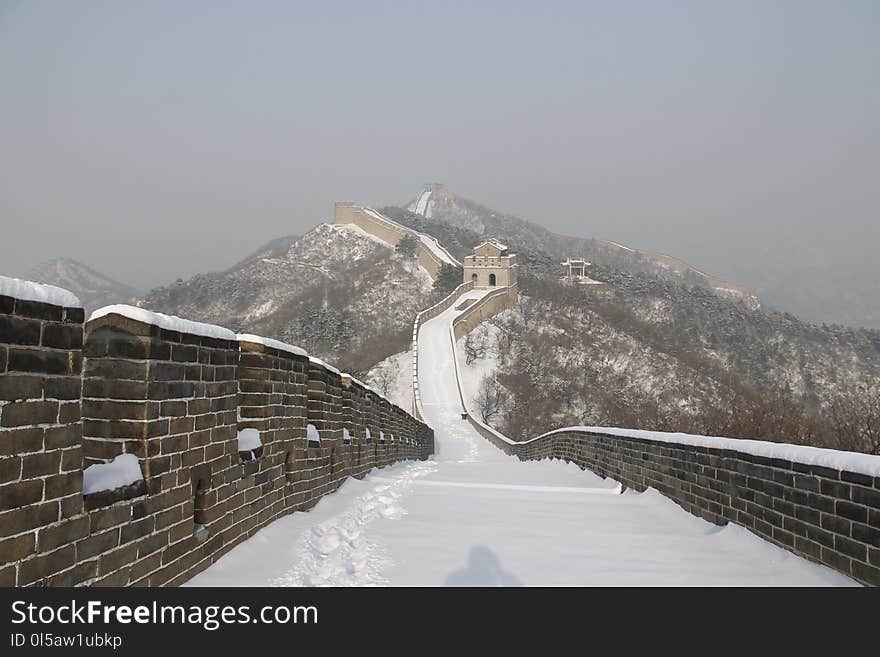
[333,202,459,279]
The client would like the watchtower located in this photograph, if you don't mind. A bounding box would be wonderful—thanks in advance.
[463,239,517,288]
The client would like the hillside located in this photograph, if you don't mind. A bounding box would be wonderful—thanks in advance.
[402,184,759,308]
[396,185,880,454]
[26,258,139,314]
[140,223,436,374]
[458,273,880,454]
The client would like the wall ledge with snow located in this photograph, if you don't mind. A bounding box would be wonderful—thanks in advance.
[0,274,81,309]
[446,287,880,586]
[0,273,434,587]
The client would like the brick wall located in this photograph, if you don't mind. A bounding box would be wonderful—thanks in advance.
[448,294,880,586]
[495,429,880,586]
[0,294,85,586]
[411,281,474,420]
[450,286,516,340]
[333,202,460,279]
[0,295,433,587]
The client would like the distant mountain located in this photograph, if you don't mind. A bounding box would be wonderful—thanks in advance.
[26,258,139,314]
[403,183,759,309]
[140,223,437,375]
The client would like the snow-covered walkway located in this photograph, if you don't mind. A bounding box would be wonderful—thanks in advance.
[189,290,855,586]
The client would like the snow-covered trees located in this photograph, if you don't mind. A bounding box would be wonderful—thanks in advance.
[463,325,490,365]
[475,375,504,424]
[828,378,880,455]
[434,263,463,295]
[395,234,419,259]
[368,357,400,398]
[459,277,880,454]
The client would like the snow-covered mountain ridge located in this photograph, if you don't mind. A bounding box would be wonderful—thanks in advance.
[139,223,437,375]
[406,183,758,308]
[25,258,139,314]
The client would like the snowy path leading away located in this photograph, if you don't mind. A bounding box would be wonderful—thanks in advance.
[189,289,856,586]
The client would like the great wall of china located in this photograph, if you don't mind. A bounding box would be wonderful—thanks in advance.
[0,282,432,587]
[1,203,878,586]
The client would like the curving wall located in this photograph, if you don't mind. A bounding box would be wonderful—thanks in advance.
[333,202,460,279]
[449,294,880,586]
[0,288,433,587]
[410,281,475,420]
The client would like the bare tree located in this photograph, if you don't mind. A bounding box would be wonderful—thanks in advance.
[476,374,505,425]
[367,356,400,398]
[463,326,490,364]
[828,379,880,455]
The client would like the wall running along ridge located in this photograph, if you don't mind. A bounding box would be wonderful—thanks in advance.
[410,281,475,420]
[333,202,460,279]
[449,295,880,586]
[0,289,433,587]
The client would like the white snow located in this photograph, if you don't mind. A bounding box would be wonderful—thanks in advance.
[190,288,856,587]
[309,356,341,376]
[0,274,81,308]
[90,304,236,341]
[360,206,459,266]
[606,240,635,253]
[418,234,456,266]
[537,426,880,479]
[455,328,501,415]
[349,375,384,400]
[343,427,352,443]
[413,189,432,216]
[307,423,321,444]
[82,453,143,495]
[237,428,262,452]
[242,300,276,323]
[364,349,414,411]
[365,427,371,441]
[237,333,308,357]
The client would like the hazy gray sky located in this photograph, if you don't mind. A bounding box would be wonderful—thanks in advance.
[1,1,877,303]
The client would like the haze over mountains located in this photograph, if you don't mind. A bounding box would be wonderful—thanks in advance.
[17,183,880,453]
[25,258,139,315]
[402,185,878,329]
[17,183,878,330]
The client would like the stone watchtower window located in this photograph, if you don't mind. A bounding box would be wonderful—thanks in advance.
[489,273,496,286]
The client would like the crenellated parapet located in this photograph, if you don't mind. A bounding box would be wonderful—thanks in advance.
[447,291,880,586]
[0,277,433,587]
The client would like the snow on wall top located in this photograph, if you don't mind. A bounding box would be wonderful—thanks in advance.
[462,371,880,478]
[307,423,321,443]
[309,356,341,376]
[536,426,880,479]
[418,233,456,266]
[0,274,81,308]
[445,289,880,479]
[361,207,459,266]
[82,453,143,495]
[89,305,236,341]
[349,374,383,399]
[237,428,262,452]
[236,334,308,357]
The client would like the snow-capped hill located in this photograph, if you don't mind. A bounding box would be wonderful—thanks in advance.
[405,183,758,308]
[26,258,139,313]
[141,223,436,373]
